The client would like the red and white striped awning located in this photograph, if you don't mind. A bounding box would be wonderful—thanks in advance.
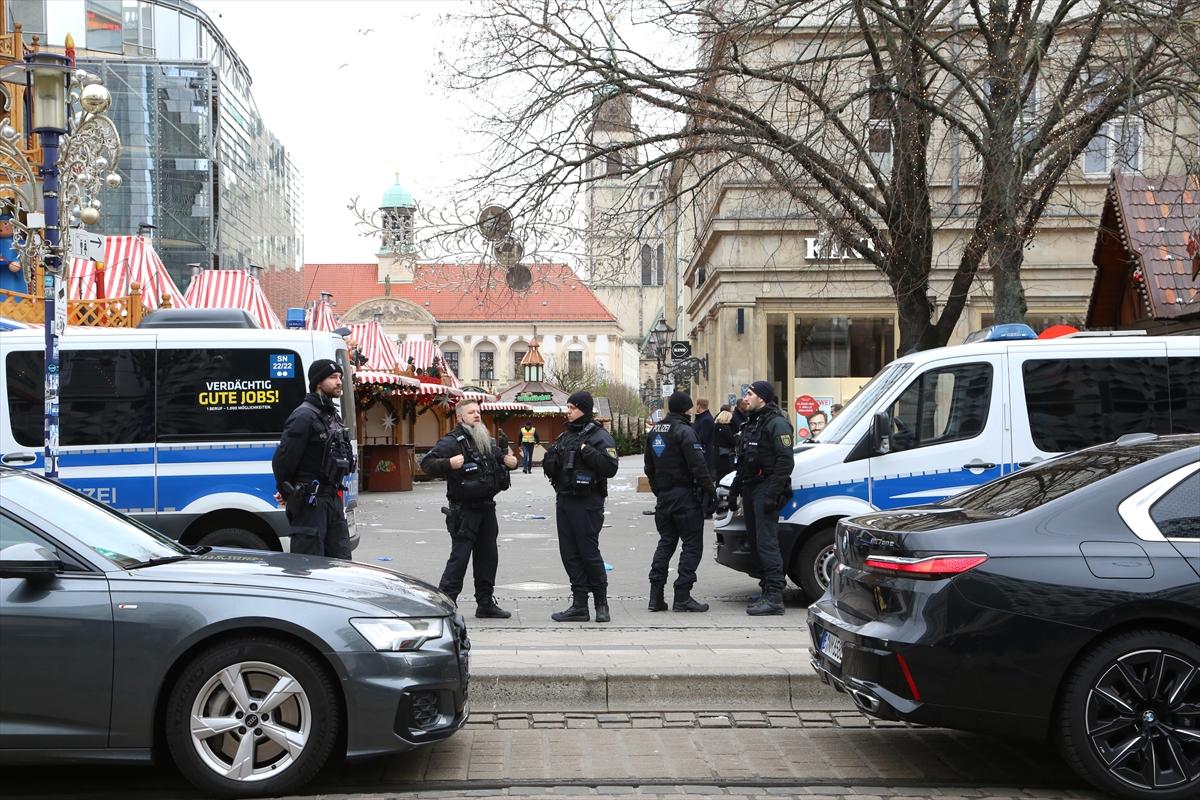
[68,235,189,310]
[413,381,463,397]
[353,370,420,388]
[396,339,461,388]
[307,300,340,332]
[462,390,496,402]
[348,321,401,371]
[480,401,533,412]
[184,269,281,328]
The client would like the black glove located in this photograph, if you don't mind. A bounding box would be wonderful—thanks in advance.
[726,488,739,514]
[773,485,792,513]
[701,489,718,519]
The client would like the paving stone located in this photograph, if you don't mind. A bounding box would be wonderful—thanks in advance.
[497,712,529,720]
[533,712,566,722]
[767,716,802,727]
[697,716,733,728]
[632,717,664,728]
[497,718,531,729]
[566,717,598,728]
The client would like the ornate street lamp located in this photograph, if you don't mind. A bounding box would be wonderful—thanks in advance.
[0,40,122,478]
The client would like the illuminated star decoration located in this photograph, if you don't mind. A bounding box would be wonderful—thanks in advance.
[381,412,397,434]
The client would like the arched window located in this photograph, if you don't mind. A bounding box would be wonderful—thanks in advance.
[605,152,623,176]
[440,345,460,378]
[641,244,653,286]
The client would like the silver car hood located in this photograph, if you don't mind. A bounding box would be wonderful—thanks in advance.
[117,549,454,617]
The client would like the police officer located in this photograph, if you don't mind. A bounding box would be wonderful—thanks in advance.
[729,381,794,615]
[272,358,357,559]
[543,391,620,623]
[421,399,519,618]
[644,391,716,613]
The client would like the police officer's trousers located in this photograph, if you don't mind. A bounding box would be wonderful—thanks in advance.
[648,486,704,590]
[289,493,352,559]
[743,482,786,592]
[438,503,500,604]
[555,493,607,597]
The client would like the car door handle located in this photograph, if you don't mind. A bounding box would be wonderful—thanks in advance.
[1017,461,1042,468]
[1,452,37,466]
[962,460,996,470]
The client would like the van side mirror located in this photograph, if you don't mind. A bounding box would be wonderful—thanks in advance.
[871,411,891,455]
[0,543,62,582]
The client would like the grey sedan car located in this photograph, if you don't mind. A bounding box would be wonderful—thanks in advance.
[0,467,468,798]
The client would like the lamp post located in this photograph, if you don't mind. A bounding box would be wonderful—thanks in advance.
[0,43,122,479]
[649,317,674,375]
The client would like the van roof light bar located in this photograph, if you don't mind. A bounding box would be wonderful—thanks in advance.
[963,323,1038,344]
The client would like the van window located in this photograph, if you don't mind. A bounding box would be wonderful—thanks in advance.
[1151,471,1199,539]
[1022,358,1171,452]
[820,361,913,444]
[5,350,155,447]
[887,362,992,451]
[157,349,306,441]
[1168,357,1200,434]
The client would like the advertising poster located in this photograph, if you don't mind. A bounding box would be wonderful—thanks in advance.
[794,393,835,440]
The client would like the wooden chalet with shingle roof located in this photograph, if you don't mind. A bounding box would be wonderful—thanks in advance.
[1088,173,1200,334]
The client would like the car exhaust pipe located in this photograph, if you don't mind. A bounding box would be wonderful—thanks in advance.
[847,687,881,713]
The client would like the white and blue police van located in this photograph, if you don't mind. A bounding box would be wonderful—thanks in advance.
[0,318,359,551]
[714,326,1200,602]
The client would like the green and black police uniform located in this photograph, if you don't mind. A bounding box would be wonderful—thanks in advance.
[731,380,794,615]
[543,391,620,622]
[272,359,356,559]
[644,391,716,612]
[421,423,516,618]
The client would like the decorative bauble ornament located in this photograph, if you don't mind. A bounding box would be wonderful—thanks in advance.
[80,84,112,114]
[80,207,101,225]
[8,261,20,273]
[105,173,122,189]
[94,156,108,170]
[90,199,102,209]
[0,124,16,141]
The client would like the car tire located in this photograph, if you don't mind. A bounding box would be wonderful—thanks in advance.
[197,528,269,550]
[1056,630,1200,800]
[165,636,341,798]
[789,526,836,604]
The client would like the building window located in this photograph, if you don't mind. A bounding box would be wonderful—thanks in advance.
[7,0,46,42]
[867,74,893,175]
[568,350,584,377]
[605,152,623,176]
[794,316,894,378]
[1084,118,1140,174]
[641,244,653,286]
[478,350,495,381]
[86,0,124,53]
[442,348,459,377]
[512,349,527,380]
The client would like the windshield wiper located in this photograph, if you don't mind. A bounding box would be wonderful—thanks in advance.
[128,554,194,569]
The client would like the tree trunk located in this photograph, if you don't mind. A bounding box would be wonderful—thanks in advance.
[990,232,1028,324]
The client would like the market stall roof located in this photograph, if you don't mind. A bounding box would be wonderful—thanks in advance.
[348,320,402,370]
[480,401,534,413]
[353,370,420,388]
[395,338,461,387]
[307,299,340,331]
[68,235,189,310]
[184,269,281,328]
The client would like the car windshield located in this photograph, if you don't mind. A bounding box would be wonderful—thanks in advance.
[2,473,189,569]
[941,445,1172,517]
[818,362,914,444]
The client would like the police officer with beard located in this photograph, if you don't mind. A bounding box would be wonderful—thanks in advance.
[422,399,519,618]
[729,381,794,615]
[644,391,716,613]
[543,391,620,623]
[272,358,356,559]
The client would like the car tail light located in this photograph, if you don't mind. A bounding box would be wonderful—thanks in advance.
[864,553,988,578]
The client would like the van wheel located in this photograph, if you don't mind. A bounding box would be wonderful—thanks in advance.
[197,528,269,551]
[788,526,836,604]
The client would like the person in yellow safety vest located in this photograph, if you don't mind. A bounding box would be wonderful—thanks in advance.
[519,419,540,474]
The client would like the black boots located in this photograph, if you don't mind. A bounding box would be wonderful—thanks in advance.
[672,587,709,613]
[475,599,512,619]
[648,583,668,612]
[594,592,611,623]
[551,593,590,622]
[746,588,785,616]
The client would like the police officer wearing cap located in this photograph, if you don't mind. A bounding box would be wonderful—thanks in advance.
[542,391,620,623]
[644,391,716,613]
[421,399,519,619]
[729,380,794,615]
[272,358,357,559]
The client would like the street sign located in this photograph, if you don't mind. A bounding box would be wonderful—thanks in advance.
[51,274,67,335]
[727,394,737,407]
[660,382,674,397]
[670,340,691,360]
[68,231,105,262]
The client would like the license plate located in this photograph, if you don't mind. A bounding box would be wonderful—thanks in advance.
[819,630,843,664]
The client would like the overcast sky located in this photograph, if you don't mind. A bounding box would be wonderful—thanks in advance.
[195,0,476,264]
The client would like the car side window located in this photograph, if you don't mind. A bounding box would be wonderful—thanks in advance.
[0,513,89,572]
[887,363,992,452]
[1150,472,1200,539]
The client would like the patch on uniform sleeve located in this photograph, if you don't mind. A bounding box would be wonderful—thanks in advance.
[779,434,793,448]
[607,447,619,458]
[692,442,704,450]
[651,434,666,458]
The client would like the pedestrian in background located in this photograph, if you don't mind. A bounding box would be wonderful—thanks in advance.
[691,397,717,478]
[830,403,844,417]
[272,359,356,559]
[421,399,519,619]
[731,394,749,433]
[519,419,539,473]
[729,381,793,616]
[644,391,716,613]
[713,405,737,479]
[542,391,620,623]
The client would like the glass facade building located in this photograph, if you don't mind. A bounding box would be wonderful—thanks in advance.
[6,0,303,286]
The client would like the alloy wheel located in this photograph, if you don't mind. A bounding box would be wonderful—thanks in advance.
[1085,648,1200,791]
[189,660,312,782]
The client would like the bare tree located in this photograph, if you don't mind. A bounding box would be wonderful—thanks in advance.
[545,357,608,393]
[442,0,1200,351]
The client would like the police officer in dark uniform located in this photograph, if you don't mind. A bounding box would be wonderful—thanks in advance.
[543,391,620,623]
[644,391,716,613]
[272,358,356,559]
[421,399,519,618]
[729,380,794,615]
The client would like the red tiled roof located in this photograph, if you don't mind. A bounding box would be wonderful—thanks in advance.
[265,262,616,324]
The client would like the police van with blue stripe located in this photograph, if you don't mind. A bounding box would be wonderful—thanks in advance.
[714,326,1200,603]
[0,321,359,551]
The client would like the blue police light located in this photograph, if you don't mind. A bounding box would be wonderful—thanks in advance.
[963,323,1038,344]
[285,307,306,330]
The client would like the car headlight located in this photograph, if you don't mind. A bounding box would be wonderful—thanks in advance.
[351,617,444,651]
